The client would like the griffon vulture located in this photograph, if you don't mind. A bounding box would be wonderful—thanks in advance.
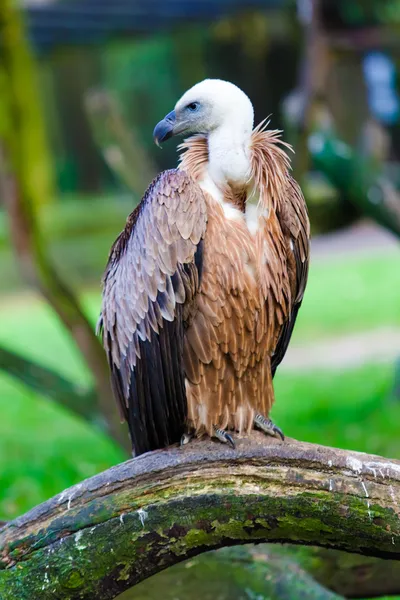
[99,79,310,456]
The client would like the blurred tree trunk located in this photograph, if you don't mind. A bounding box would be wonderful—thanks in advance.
[0,1,129,453]
[291,0,330,182]
[0,0,54,206]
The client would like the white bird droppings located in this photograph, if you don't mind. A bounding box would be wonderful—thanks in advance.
[346,456,363,475]
[137,508,148,528]
[75,530,86,551]
[67,494,74,511]
[58,491,67,504]
[42,570,50,590]
[365,461,400,478]
[361,481,369,498]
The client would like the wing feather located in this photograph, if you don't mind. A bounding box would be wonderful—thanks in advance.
[100,169,207,455]
[272,176,310,376]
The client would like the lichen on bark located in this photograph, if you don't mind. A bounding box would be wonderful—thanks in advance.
[0,435,399,599]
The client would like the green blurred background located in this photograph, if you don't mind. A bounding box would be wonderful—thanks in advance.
[1,0,400,598]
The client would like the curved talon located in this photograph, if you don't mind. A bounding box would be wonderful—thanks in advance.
[224,432,236,449]
[254,414,285,441]
[180,432,193,447]
[272,424,285,441]
[214,427,236,449]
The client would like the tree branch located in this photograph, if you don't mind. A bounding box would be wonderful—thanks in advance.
[286,545,400,598]
[122,543,400,599]
[0,345,99,424]
[1,435,399,600]
[130,544,345,600]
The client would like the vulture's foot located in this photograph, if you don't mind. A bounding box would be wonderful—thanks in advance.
[180,432,194,447]
[254,414,284,441]
[213,427,235,449]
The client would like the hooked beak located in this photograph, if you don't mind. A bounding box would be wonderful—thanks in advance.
[153,110,176,147]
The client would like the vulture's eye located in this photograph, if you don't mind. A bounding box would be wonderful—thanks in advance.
[186,102,200,112]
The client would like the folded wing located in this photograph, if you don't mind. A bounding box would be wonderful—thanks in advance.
[272,176,310,376]
[99,169,207,455]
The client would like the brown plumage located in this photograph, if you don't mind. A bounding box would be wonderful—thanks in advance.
[178,125,309,436]
[99,80,310,456]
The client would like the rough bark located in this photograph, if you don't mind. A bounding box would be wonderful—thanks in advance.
[1,434,399,600]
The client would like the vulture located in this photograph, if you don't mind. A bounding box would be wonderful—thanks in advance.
[99,79,310,456]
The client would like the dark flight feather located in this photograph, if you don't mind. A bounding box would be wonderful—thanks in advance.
[272,176,310,376]
[100,169,207,455]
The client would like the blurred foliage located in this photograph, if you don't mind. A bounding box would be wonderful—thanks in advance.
[0,374,124,519]
[339,0,400,26]
[310,129,400,238]
[0,1,129,451]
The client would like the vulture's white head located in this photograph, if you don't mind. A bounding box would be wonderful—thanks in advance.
[153,79,254,146]
[153,79,255,185]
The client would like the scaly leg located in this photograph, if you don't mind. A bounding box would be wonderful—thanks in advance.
[254,414,284,441]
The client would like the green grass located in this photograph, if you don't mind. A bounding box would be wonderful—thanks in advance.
[293,248,400,340]
[0,294,93,385]
[273,362,399,458]
[0,249,399,522]
[0,375,124,519]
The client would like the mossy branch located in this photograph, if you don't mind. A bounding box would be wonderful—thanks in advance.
[1,435,399,600]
